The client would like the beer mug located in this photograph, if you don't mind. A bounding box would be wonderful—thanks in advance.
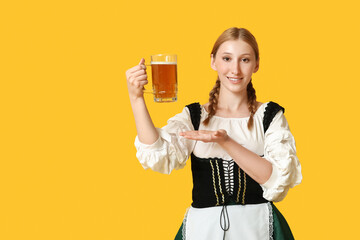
[144,54,177,103]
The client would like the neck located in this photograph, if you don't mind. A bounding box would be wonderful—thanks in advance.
[217,87,248,112]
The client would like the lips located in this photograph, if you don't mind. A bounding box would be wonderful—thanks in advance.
[227,76,243,83]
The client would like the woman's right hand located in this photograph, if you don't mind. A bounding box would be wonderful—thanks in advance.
[126,58,148,101]
[126,58,159,145]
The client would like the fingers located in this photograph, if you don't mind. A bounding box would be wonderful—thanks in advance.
[126,58,151,100]
[131,67,146,77]
[129,78,148,88]
[138,58,147,71]
[179,131,212,142]
[214,129,227,136]
[139,58,145,65]
[126,58,147,75]
[126,64,146,76]
[180,130,227,143]
[180,131,201,137]
[126,58,149,88]
[198,130,213,135]
[127,72,148,88]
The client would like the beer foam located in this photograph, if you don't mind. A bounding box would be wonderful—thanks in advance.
[151,61,177,65]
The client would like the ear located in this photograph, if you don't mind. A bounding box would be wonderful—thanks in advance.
[253,60,260,73]
[211,54,217,71]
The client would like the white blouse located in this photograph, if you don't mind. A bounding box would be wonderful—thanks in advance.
[134,102,302,239]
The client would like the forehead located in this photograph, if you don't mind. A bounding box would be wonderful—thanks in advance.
[217,39,254,56]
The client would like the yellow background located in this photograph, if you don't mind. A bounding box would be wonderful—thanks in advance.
[1,0,359,239]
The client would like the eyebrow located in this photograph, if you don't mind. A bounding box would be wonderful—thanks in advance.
[222,52,251,56]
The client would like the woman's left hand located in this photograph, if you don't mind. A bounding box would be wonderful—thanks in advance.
[179,129,228,144]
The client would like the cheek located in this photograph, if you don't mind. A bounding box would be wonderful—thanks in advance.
[215,62,229,73]
[243,65,256,74]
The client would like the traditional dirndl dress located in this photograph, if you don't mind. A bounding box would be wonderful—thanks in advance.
[134,102,302,240]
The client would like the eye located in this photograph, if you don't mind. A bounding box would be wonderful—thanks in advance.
[241,58,250,63]
[223,57,231,62]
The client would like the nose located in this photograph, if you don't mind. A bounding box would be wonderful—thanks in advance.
[231,61,241,75]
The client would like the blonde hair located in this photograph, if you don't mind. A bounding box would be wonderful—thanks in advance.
[203,27,259,130]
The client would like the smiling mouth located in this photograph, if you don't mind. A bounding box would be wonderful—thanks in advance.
[227,77,243,83]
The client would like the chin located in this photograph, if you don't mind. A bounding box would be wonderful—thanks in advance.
[223,85,247,95]
[220,80,248,94]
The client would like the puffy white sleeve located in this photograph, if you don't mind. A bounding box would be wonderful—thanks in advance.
[260,110,302,202]
[134,107,196,174]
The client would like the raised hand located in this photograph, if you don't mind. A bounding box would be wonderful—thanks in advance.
[126,58,148,101]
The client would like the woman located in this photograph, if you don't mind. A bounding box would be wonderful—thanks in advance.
[126,27,302,240]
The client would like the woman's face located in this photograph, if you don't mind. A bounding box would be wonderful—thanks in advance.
[211,39,259,95]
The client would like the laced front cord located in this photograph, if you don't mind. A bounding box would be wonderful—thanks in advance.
[223,160,234,195]
[220,203,230,240]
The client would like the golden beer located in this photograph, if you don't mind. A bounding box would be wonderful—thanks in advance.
[151,62,177,102]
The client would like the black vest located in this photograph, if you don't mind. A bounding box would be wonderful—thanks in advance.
[186,102,284,208]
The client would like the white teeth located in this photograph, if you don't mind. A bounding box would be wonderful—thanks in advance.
[228,77,242,81]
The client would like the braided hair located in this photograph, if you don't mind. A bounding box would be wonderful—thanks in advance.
[203,78,220,125]
[203,27,259,130]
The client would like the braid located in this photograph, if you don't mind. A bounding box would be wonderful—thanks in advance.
[203,78,221,125]
[247,79,257,130]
